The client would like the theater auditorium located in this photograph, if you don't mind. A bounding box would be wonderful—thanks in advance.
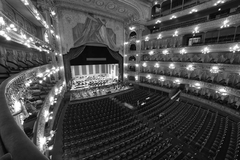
[0,0,240,160]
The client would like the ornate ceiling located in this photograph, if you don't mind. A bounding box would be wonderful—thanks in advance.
[54,0,153,22]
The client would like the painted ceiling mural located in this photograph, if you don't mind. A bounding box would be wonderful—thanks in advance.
[59,9,124,54]
[56,0,152,54]
[55,0,151,22]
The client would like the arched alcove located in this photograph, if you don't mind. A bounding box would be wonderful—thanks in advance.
[151,4,161,16]
[129,56,136,61]
[129,43,136,51]
[129,31,137,39]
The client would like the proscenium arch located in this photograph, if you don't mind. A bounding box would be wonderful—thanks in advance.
[63,43,123,86]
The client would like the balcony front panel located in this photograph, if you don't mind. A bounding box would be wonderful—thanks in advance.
[144,13,240,40]
[139,72,240,97]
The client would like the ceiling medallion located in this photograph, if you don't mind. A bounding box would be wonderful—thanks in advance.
[128,12,132,16]
[119,8,125,13]
[96,1,104,6]
[107,3,115,9]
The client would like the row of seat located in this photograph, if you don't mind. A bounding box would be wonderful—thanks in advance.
[61,88,240,160]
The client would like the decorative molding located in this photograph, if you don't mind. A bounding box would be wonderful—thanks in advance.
[181,92,240,117]
[144,13,240,40]
[140,42,240,54]
[148,0,233,25]
[54,0,143,22]
[55,1,123,22]
[138,61,240,74]
[137,72,240,97]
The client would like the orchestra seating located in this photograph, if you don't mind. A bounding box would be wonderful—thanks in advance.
[61,88,240,160]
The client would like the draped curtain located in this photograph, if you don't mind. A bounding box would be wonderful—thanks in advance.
[73,14,119,52]
[63,44,123,87]
[63,45,86,86]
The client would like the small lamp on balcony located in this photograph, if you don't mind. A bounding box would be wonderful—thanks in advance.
[201,47,210,54]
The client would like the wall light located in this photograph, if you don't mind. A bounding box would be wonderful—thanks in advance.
[146,74,152,79]
[214,0,225,6]
[194,83,201,89]
[229,44,240,53]
[180,48,187,55]
[170,15,177,20]
[129,26,136,31]
[162,50,169,55]
[186,64,195,71]
[173,30,178,37]
[149,51,154,55]
[154,63,160,68]
[174,79,181,84]
[210,66,220,73]
[192,26,199,35]
[145,36,149,41]
[201,47,210,54]
[135,75,138,80]
[169,63,175,69]
[159,76,165,81]
[189,9,198,14]
[220,19,230,28]
[157,34,162,39]
[155,20,161,24]
[142,62,147,67]
[216,88,228,96]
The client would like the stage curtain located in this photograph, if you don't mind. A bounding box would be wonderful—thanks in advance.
[64,44,123,87]
[73,14,119,52]
[63,45,86,86]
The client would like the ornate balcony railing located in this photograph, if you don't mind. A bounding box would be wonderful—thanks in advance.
[33,79,65,153]
[144,13,240,40]
[148,0,229,23]
[138,72,240,98]
[0,11,52,53]
[181,92,240,117]
[19,0,49,29]
[0,65,53,160]
[138,61,240,74]
[4,64,52,117]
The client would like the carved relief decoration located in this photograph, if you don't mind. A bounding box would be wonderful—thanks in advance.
[55,0,151,22]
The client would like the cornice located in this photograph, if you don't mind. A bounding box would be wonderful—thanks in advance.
[55,1,125,22]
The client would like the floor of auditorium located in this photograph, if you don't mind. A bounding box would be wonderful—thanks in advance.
[51,88,239,160]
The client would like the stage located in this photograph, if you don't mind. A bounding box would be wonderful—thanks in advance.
[70,83,130,101]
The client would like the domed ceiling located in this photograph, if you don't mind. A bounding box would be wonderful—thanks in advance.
[55,0,153,22]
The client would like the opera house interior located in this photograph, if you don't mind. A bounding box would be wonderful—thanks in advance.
[1,0,240,160]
